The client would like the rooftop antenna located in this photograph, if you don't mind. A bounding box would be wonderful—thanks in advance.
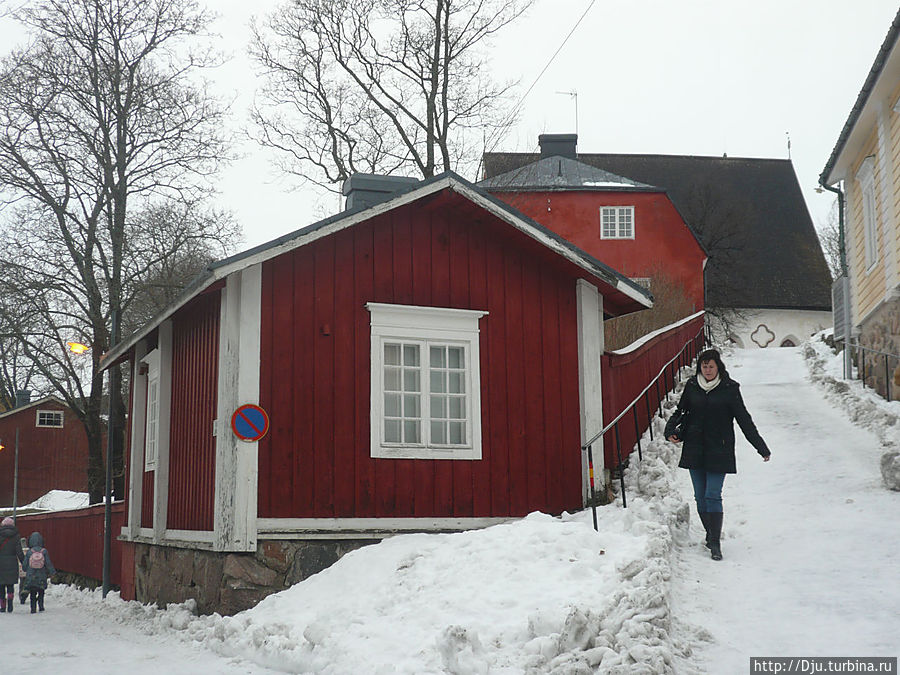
[555,89,578,136]
[786,131,791,160]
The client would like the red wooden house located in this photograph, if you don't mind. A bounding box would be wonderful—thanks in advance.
[0,394,90,506]
[480,134,707,313]
[101,172,652,613]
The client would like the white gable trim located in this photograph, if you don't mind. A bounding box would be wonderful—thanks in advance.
[101,175,651,367]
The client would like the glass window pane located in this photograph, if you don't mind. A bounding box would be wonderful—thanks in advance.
[448,347,464,369]
[449,372,464,394]
[384,393,401,417]
[404,420,420,443]
[430,345,445,368]
[384,367,401,391]
[449,421,465,444]
[384,343,401,365]
[403,368,420,392]
[430,370,445,393]
[431,395,447,419]
[449,396,464,419]
[403,394,420,417]
[431,421,446,445]
[403,344,419,367]
[385,419,401,443]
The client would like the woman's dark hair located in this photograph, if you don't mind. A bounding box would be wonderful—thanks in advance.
[696,348,728,380]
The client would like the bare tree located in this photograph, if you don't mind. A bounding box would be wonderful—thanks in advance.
[677,182,753,341]
[817,200,841,281]
[249,0,533,189]
[603,265,696,351]
[0,0,235,502]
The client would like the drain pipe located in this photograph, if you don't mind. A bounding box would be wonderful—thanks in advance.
[818,180,852,379]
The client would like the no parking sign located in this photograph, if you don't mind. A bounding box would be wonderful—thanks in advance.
[231,404,269,442]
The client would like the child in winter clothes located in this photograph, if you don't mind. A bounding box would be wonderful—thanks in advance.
[0,516,24,612]
[23,531,55,613]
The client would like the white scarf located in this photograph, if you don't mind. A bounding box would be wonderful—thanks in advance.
[698,374,721,392]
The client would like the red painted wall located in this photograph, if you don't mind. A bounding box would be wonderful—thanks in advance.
[600,315,706,469]
[0,401,90,506]
[257,195,586,519]
[166,291,220,531]
[17,502,126,588]
[490,191,705,310]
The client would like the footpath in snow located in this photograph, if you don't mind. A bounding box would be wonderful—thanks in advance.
[670,344,899,672]
[3,341,898,673]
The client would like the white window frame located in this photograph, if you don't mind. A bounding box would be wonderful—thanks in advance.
[142,349,161,471]
[366,302,487,460]
[857,156,879,271]
[35,410,64,428]
[600,206,635,239]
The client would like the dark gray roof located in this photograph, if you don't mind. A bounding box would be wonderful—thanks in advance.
[479,155,658,192]
[821,8,900,184]
[484,152,832,311]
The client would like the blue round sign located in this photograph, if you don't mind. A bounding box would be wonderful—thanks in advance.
[231,404,269,442]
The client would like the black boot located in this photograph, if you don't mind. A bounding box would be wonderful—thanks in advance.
[698,512,712,549]
[706,512,723,560]
[29,596,36,614]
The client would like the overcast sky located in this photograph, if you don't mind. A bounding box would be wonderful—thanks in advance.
[2,0,899,250]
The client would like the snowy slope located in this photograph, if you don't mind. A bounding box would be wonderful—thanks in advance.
[3,341,898,674]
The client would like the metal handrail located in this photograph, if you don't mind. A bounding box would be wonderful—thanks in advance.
[582,318,710,529]
[854,341,899,401]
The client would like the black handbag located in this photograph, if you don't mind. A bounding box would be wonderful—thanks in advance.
[665,407,690,440]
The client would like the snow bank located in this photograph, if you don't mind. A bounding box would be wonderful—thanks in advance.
[38,387,699,674]
[804,336,900,490]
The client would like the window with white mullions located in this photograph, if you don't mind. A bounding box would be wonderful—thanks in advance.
[383,342,422,444]
[600,206,635,239]
[367,302,486,460]
[35,410,64,428]
[429,345,467,445]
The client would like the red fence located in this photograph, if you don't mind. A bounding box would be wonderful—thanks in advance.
[600,312,706,469]
[15,502,126,588]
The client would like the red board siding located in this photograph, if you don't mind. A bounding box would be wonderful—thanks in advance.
[601,314,706,468]
[18,503,126,587]
[166,292,220,531]
[258,198,584,519]
[0,402,90,506]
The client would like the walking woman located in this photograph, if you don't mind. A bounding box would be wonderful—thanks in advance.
[0,516,24,611]
[665,348,771,560]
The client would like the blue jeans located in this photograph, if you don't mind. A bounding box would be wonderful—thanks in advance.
[689,469,726,513]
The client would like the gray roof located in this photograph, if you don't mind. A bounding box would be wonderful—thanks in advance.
[484,152,832,311]
[480,155,658,192]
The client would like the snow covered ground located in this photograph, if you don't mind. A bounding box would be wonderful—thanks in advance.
[3,341,898,673]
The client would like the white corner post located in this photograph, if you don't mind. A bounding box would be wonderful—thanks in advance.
[576,279,605,506]
[125,340,149,539]
[214,264,262,552]
[153,321,173,543]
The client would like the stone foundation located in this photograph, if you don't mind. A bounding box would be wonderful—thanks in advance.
[858,299,900,400]
[133,538,379,615]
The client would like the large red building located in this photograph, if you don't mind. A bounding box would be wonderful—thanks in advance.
[481,134,706,313]
[0,395,90,506]
[102,172,655,612]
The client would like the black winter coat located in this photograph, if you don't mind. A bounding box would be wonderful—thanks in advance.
[0,524,24,585]
[665,375,770,474]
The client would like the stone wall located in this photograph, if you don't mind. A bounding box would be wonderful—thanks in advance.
[858,298,900,400]
[133,538,379,615]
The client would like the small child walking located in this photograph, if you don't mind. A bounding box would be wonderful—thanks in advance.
[0,517,24,612]
[23,531,55,614]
